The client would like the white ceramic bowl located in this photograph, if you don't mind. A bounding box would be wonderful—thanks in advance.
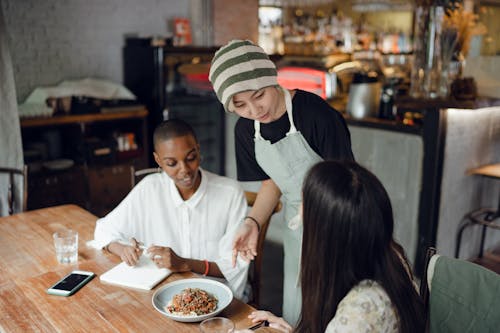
[152,278,233,323]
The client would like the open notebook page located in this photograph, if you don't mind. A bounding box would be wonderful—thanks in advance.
[100,254,172,290]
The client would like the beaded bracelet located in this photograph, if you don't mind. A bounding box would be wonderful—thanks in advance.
[244,216,261,233]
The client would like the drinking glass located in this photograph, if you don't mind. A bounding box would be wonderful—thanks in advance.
[199,317,234,333]
[53,229,78,264]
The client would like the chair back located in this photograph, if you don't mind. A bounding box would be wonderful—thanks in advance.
[0,166,28,215]
[422,248,500,333]
[130,166,161,188]
[245,191,282,307]
[420,247,437,333]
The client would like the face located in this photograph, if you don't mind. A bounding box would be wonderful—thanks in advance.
[153,135,201,198]
[231,86,283,123]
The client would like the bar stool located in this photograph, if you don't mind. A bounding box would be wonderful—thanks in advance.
[455,163,500,258]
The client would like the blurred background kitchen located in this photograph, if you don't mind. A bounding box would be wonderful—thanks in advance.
[1,0,499,315]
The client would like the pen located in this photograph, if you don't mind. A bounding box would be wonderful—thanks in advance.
[248,320,269,330]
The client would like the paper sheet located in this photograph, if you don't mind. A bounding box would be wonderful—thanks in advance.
[100,255,171,291]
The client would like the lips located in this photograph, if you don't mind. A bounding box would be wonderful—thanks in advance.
[257,112,270,122]
[178,175,194,187]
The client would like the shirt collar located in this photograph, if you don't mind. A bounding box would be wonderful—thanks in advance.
[167,168,207,208]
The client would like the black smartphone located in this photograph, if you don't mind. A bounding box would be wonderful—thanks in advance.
[46,270,95,296]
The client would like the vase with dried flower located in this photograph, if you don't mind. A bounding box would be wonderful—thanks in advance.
[442,4,487,100]
[410,2,446,99]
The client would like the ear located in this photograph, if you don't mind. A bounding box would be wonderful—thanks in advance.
[153,152,161,167]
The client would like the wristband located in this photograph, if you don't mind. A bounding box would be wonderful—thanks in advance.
[203,259,209,276]
[244,216,261,233]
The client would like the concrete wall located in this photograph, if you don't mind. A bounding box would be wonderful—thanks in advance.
[349,127,423,264]
[1,0,189,102]
[438,107,500,259]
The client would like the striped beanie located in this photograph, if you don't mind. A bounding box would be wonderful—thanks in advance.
[209,40,278,112]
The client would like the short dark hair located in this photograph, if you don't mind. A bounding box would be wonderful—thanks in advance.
[296,161,424,333]
[153,119,198,149]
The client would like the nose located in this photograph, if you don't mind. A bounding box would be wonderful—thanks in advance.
[247,102,261,118]
[178,161,191,175]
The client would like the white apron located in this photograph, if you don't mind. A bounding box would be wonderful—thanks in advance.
[254,88,323,325]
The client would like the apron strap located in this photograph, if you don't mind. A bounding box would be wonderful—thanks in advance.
[282,88,297,135]
[254,88,296,140]
[254,121,263,140]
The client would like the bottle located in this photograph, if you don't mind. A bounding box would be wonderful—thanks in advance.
[379,84,395,119]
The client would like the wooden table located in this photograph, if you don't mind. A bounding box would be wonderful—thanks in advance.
[467,163,500,180]
[456,163,500,259]
[0,205,257,332]
[467,162,500,215]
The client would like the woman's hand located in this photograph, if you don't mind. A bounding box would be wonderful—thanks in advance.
[147,246,190,272]
[232,220,259,266]
[249,311,292,333]
[116,238,143,266]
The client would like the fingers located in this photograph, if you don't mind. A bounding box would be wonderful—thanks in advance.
[122,247,140,266]
[248,311,291,332]
[269,322,292,332]
[231,225,259,266]
[249,310,274,322]
[147,246,169,268]
[248,237,258,257]
[232,248,238,267]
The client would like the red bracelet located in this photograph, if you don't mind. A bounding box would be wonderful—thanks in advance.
[203,259,209,276]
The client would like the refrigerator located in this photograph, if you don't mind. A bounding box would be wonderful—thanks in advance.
[123,37,225,174]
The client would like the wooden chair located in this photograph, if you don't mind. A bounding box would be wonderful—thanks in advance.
[130,166,161,187]
[245,191,282,307]
[0,166,28,215]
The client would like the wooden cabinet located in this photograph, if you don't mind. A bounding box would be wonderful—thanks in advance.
[87,164,132,216]
[21,108,149,217]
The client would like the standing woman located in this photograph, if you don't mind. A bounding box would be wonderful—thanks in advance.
[209,40,354,323]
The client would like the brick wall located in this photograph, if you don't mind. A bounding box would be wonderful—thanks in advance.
[213,0,258,46]
[1,0,188,102]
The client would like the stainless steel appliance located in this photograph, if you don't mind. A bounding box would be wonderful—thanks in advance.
[346,72,382,119]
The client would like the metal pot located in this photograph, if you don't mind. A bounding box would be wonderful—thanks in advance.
[346,72,381,119]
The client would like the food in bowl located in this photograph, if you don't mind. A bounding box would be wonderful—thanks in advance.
[165,288,218,316]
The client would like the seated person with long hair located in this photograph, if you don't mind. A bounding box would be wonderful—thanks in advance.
[247,161,424,332]
[94,119,249,299]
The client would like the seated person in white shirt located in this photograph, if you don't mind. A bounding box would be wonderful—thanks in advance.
[94,119,249,299]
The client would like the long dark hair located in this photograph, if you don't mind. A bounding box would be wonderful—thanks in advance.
[296,161,424,333]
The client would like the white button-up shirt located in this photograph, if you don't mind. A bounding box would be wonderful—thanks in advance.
[94,168,249,298]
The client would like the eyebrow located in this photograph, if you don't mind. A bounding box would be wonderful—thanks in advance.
[233,89,263,105]
[162,148,197,160]
[251,89,264,97]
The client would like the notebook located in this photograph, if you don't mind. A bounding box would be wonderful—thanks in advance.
[100,255,172,291]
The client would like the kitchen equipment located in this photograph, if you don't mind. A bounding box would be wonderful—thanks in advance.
[346,72,382,119]
[277,66,338,100]
[276,54,352,100]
